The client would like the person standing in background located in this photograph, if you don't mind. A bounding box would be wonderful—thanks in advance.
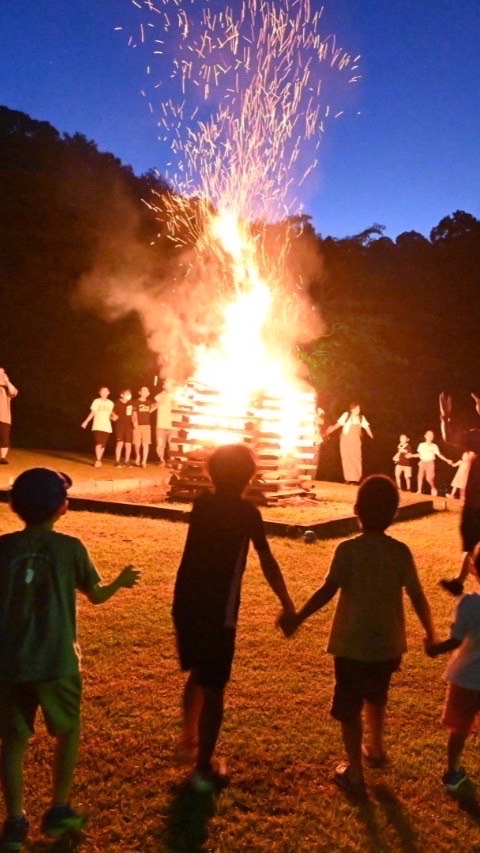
[326,403,373,485]
[152,379,175,466]
[0,368,18,465]
[81,387,114,468]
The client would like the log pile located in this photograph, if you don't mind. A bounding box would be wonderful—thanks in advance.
[167,381,319,505]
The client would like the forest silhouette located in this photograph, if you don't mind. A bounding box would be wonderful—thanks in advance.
[1,105,479,478]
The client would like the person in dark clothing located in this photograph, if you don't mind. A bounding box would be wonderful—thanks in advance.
[172,444,294,791]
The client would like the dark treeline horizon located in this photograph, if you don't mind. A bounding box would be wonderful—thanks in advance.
[1,105,479,483]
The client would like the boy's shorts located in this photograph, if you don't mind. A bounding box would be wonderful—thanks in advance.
[133,425,151,446]
[92,430,110,448]
[115,424,133,444]
[0,674,82,738]
[442,682,480,735]
[331,656,401,722]
[176,626,236,690]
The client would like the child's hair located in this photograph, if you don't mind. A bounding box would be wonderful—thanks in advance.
[355,475,399,532]
[10,468,72,524]
[207,444,256,494]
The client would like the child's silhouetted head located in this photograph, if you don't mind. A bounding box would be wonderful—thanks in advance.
[10,467,72,525]
[355,475,399,532]
[207,444,256,496]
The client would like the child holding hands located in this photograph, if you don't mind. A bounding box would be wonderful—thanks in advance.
[280,475,434,795]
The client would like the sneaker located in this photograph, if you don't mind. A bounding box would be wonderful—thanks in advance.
[0,814,29,850]
[191,758,229,793]
[114,461,124,468]
[93,460,102,468]
[431,488,438,497]
[41,805,87,838]
[0,458,9,465]
[442,767,468,791]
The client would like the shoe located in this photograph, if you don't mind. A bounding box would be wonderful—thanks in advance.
[41,805,87,838]
[361,745,389,768]
[141,463,147,468]
[0,814,29,850]
[442,767,468,791]
[0,458,9,465]
[431,488,438,497]
[114,461,124,468]
[334,762,367,797]
[191,758,229,793]
[94,461,102,468]
[439,578,464,597]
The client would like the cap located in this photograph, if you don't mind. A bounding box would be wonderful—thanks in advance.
[10,467,72,523]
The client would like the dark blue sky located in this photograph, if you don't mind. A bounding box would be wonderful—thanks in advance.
[1,0,479,240]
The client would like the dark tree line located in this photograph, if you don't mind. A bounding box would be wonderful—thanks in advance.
[1,105,479,472]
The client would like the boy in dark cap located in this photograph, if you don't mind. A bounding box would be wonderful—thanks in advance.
[0,468,140,849]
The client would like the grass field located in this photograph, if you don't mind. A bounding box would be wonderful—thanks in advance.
[0,495,479,852]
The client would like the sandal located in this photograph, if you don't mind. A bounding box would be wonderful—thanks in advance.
[334,762,367,797]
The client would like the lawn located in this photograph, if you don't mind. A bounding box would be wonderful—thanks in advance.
[0,497,478,852]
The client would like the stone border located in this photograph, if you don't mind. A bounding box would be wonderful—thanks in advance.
[0,489,435,539]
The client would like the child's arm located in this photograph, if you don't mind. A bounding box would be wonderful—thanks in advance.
[425,636,461,657]
[435,449,453,464]
[258,548,295,613]
[393,453,400,462]
[279,578,339,637]
[409,589,436,645]
[81,411,94,429]
[86,564,141,604]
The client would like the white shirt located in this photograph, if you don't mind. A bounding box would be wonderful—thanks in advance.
[337,411,369,435]
[417,441,440,463]
[90,398,114,433]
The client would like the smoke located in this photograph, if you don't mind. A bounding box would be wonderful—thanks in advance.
[75,192,324,387]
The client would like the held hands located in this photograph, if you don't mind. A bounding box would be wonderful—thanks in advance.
[277,609,299,637]
[118,564,141,588]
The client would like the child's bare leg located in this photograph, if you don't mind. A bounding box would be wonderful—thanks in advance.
[339,714,364,786]
[364,701,386,758]
[115,441,124,463]
[417,469,424,493]
[196,686,225,774]
[142,443,149,466]
[427,471,437,496]
[182,670,204,746]
[0,732,29,817]
[457,551,473,583]
[405,474,411,491]
[447,728,467,772]
[51,724,80,807]
[124,442,132,464]
[94,444,104,463]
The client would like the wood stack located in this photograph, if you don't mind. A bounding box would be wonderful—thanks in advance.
[167,381,318,505]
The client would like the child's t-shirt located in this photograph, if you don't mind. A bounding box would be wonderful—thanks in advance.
[0,529,101,682]
[90,397,114,432]
[417,441,440,462]
[325,532,423,661]
[172,492,269,633]
[445,592,480,689]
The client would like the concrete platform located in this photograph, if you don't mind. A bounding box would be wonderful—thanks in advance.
[0,449,437,539]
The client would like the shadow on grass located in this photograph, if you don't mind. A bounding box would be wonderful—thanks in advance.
[372,784,422,852]
[450,777,480,822]
[159,779,218,851]
[28,832,85,851]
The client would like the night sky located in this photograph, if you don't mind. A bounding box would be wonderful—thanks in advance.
[1,0,479,240]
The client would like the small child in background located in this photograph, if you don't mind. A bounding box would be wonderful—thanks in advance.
[426,543,480,792]
[279,475,434,796]
[81,386,114,468]
[413,430,452,496]
[393,434,413,491]
[111,388,134,467]
[172,444,294,792]
[449,451,472,501]
[0,468,140,849]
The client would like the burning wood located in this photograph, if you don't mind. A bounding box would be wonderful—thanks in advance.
[167,380,318,505]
